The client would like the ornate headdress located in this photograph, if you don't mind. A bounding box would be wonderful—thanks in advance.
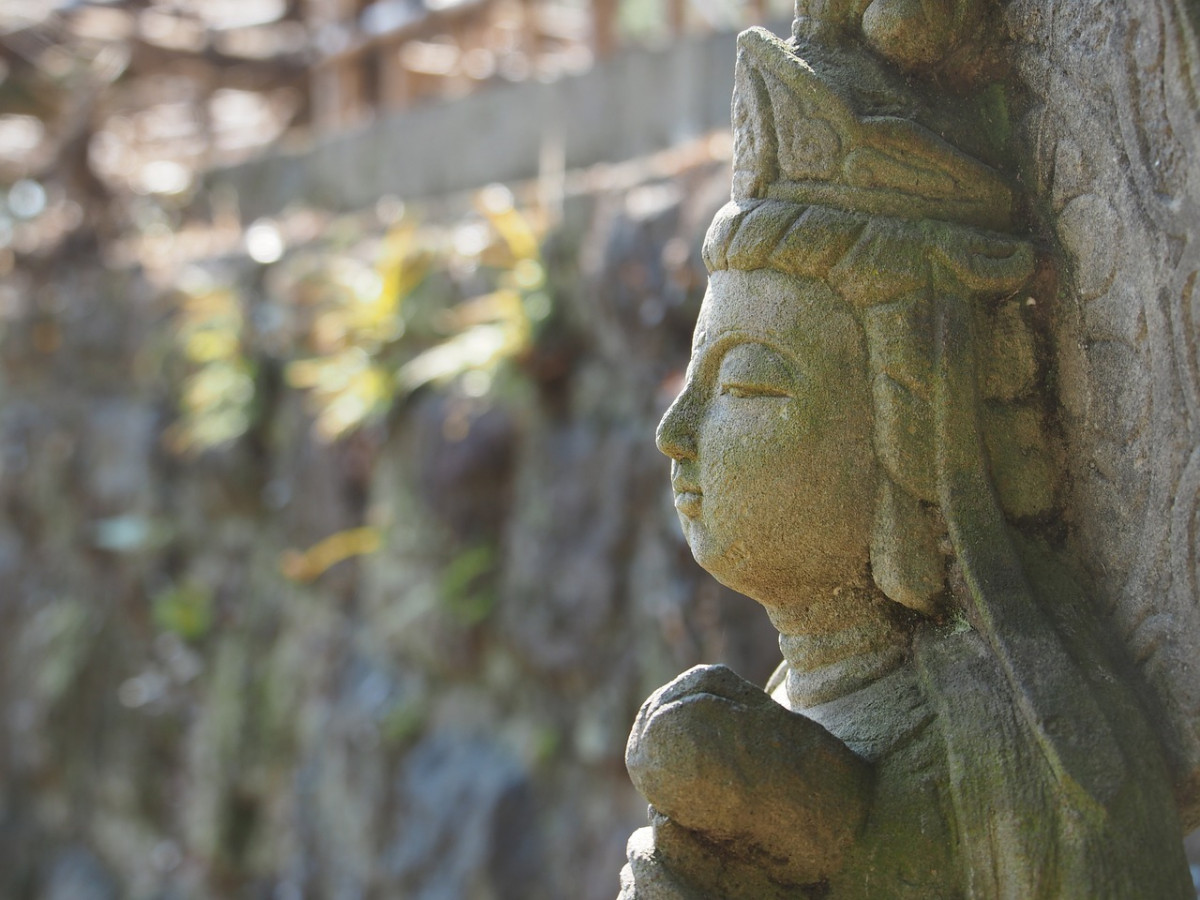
[729,28,1014,230]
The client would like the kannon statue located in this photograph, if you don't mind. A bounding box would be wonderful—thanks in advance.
[619,3,1196,897]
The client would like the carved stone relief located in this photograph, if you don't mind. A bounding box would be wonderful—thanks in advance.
[1008,0,1200,817]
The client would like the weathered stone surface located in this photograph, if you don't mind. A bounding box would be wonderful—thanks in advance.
[621,3,1200,896]
[1007,0,1200,820]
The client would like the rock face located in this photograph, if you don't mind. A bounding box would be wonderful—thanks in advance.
[0,157,780,898]
[619,2,1200,897]
[1006,0,1200,817]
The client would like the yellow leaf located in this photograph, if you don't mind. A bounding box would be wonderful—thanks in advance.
[476,194,540,261]
[280,527,383,582]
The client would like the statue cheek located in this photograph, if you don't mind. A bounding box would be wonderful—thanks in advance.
[701,406,802,497]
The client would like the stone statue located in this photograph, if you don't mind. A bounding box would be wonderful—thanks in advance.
[619,3,1198,897]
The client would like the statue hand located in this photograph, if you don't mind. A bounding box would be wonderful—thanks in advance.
[625,665,871,887]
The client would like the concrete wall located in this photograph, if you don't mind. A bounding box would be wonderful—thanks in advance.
[205,29,775,220]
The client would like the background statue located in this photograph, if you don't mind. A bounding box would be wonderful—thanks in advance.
[619,6,1198,897]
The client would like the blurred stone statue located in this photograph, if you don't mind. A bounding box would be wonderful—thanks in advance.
[619,2,1198,897]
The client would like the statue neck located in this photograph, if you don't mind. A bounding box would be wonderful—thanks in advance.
[776,588,912,708]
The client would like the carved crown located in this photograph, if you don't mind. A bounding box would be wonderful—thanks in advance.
[732,28,1014,231]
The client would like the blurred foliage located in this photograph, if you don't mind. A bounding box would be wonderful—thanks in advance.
[440,543,498,626]
[283,219,427,441]
[166,280,256,454]
[279,526,384,583]
[153,580,216,641]
[0,6,782,899]
[167,183,551,454]
[381,700,430,747]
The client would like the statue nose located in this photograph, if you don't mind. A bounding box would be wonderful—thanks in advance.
[656,391,698,461]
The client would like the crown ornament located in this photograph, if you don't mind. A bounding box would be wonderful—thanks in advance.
[731,28,1014,231]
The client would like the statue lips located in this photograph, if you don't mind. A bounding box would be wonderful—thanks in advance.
[670,464,703,518]
[672,487,702,518]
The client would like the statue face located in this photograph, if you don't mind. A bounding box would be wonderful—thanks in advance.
[656,268,877,629]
